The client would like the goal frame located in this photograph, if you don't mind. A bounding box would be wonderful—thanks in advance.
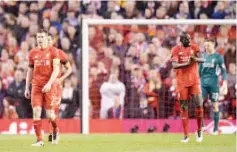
[81,19,236,134]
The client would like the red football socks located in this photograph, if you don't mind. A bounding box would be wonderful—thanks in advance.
[51,119,59,133]
[49,109,59,133]
[33,120,42,141]
[195,107,203,131]
[180,109,189,137]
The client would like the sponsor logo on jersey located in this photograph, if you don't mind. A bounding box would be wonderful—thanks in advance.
[203,63,214,68]
[34,60,51,66]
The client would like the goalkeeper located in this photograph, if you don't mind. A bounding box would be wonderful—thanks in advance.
[199,39,228,135]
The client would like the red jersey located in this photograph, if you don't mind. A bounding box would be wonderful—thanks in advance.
[171,43,200,88]
[29,47,59,87]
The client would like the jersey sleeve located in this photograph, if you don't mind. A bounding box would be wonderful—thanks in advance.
[171,47,178,62]
[59,50,68,64]
[51,47,60,60]
[28,50,34,68]
[218,54,227,80]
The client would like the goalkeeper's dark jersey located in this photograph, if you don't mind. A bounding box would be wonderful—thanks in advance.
[199,52,227,87]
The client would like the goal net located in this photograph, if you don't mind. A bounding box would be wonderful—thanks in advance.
[81,19,236,134]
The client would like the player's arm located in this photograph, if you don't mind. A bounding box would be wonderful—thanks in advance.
[48,58,60,85]
[25,67,33,99]
[218,55,228,94]
[42,48,60,93]
[25,51,34,99]
[172,60,192,69]
[191,52,205,63]
[218,55,227,81]
[59,61,72,82]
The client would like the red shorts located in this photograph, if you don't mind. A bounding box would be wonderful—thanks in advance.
[177,84,201,100]
[31,83,60,109]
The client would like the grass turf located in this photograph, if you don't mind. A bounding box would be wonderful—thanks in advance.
[0,134,235,152]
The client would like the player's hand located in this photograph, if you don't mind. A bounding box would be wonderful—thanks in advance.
[24,89,31,99]
[42,83,52,93]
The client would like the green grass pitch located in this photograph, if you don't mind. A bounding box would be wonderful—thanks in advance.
[0,134,235,152]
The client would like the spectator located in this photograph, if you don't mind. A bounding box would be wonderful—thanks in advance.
[227,63,236,119]
[224,42,236,69]
[227,63,236,90]
[174,2,190,19]
[100,72,125,119]
[156,6,168,19]
[197,1,216,18]
[89,67,101,119]
[15,16,30,44]
[50,9,62,32]
[6,36,18,58]
[6,69,30,118]
[122,1,137,19]
[143,69,161,118]
[60,79,79,118]
[18,2,28,16]
[29,12,39,25]
[212,1,227,19]
[0,23,5,52]
[14,41,29,64]
[60,37,70,53]
[126,66,146,118]
[42,18,51,31]
[66,10,78,27]
[0,78,7,118]
[2,97,18,119]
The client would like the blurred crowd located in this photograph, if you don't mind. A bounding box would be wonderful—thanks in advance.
[0,1,236,120]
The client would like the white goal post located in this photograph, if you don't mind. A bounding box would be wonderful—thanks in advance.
[81,19,236,134]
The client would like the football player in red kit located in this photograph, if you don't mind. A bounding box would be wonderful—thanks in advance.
[171,32,205,143]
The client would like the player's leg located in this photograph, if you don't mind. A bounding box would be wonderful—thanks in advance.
[210,86,220,135]
[48,84,62,142]
[48,108,59,142]
[201,86,208,129]
[31,86,44,146]
[190,84,204,142]
[178,87,190,142]
[44,84,60,144]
